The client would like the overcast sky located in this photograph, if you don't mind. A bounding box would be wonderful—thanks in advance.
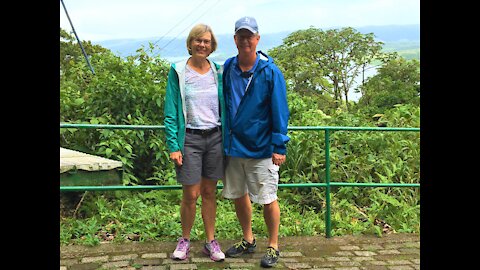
[60,0,420,42]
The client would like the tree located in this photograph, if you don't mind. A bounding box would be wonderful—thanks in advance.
[60,28,170,123]
[269,28,332,96]
[60,28,109,78]
[269,27,387,111]
[357,57,420,113]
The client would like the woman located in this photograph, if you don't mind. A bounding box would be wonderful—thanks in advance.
[163,24,226,262]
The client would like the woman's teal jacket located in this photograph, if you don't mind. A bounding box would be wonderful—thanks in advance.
[163,59,226,154]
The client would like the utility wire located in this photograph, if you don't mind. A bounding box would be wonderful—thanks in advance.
[60,0,95,75]
[154,0,221,56]
[152,0,208,47]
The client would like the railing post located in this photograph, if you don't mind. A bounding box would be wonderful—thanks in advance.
[325,129,332,238]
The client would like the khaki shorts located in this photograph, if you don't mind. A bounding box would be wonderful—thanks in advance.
[222,156,279,204]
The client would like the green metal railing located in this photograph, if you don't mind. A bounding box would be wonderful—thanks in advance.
[60,123,420,238]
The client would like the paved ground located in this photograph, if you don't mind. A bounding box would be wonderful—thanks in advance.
[60,233,420,270]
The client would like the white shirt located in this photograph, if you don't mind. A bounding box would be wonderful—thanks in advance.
[184,65,220,129]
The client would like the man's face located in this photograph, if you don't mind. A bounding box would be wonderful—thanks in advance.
[234,29,260,54]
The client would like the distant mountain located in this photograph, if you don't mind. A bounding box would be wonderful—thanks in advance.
[355,24,419,42]
[96,31,290,63]
[95,24,419,63]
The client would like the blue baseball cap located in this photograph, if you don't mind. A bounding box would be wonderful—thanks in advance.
[235,16,258,34]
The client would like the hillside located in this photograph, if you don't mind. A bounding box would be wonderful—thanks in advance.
[95,24,419,63]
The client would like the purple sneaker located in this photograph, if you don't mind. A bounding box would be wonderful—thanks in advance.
[171,237,190,260]
[203,239,225,262]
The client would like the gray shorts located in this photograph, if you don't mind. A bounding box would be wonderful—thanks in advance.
[175,130,224,185]
[222,156,279,205]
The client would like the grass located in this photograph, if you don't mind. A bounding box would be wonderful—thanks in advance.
[60,186,419,246]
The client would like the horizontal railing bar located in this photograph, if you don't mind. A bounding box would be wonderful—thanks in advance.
[60,185,182,191]
[60,123,165,130]
[289,126,419,132]
[330,182,420,187]
[60,182,419,192]
[60,184,326,192]
[60,123,419,132]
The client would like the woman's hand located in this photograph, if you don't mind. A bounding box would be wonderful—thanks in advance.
[170,151,183,166]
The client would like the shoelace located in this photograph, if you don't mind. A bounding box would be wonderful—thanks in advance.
[176,238,189,251]
[234,239,247,249]
[266,247,277,257]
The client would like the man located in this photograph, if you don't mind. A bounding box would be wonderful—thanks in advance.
[221,16,290,268]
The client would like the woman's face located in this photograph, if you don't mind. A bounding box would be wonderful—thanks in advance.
[190,32,212,58]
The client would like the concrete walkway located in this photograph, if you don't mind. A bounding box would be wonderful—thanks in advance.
[60,233,419,270]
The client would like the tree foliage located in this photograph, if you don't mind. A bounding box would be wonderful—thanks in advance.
[269,27,392,111]
[357,57,420,114]
[60,28,173,185]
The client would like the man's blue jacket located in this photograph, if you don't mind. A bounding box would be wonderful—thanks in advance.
[223,51,290,159]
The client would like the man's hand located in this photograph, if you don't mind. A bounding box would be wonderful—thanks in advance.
[170,151,183,166]
[272,153,286,166]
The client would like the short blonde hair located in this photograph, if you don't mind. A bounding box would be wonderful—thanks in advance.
[186,24,217,55]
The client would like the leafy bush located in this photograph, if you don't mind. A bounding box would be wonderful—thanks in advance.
[60,30,172,186]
